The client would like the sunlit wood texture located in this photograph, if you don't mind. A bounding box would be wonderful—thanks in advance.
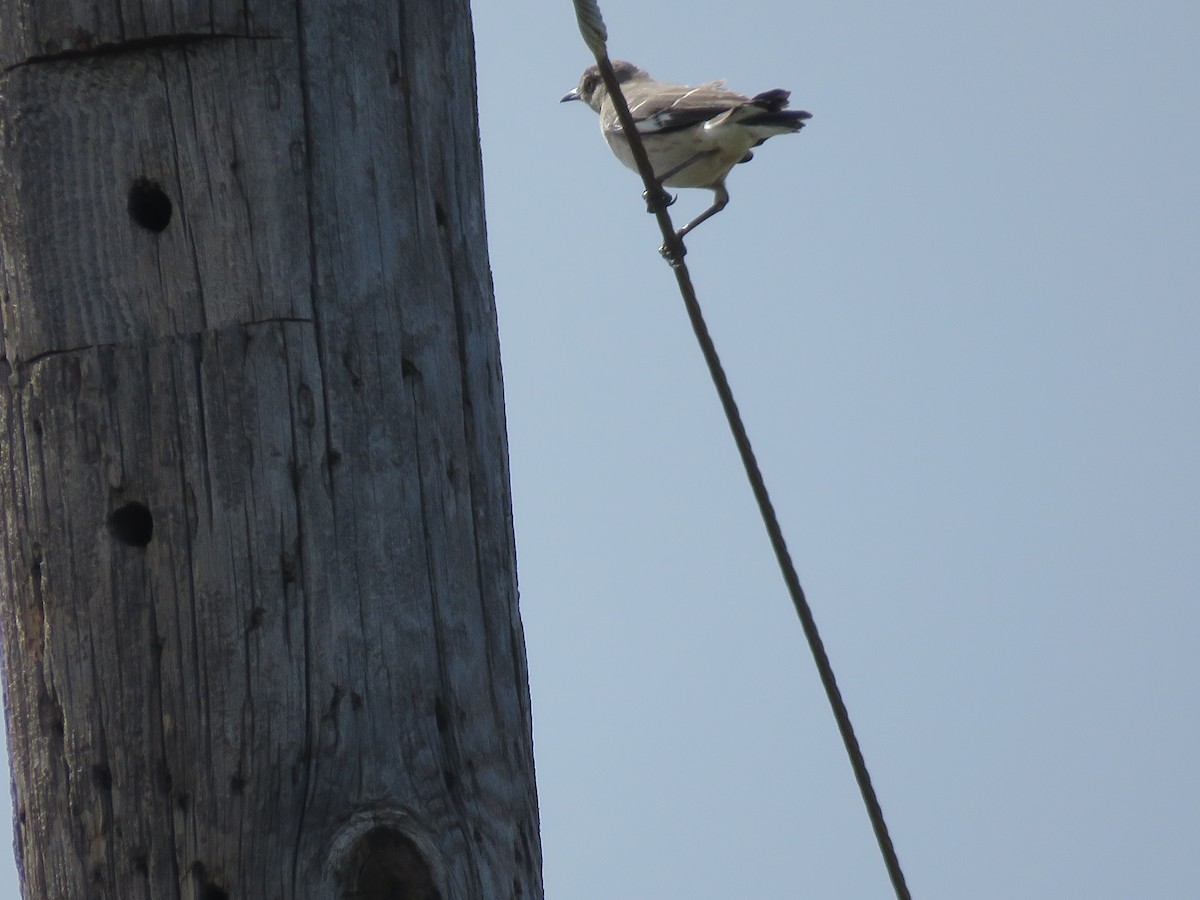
[0,2,542,897]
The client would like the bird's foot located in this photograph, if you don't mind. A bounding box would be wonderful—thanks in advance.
[643,187,676,213]
[658,231,687,265]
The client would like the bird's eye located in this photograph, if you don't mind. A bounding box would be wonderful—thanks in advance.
[584,75,599,93]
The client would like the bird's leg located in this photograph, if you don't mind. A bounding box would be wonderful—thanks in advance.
[642,150,718,214]
[658,150,717,183]
[675,183,730,241]
[658,182,729,261]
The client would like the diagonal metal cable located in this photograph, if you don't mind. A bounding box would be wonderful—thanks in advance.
[569,3,913,898]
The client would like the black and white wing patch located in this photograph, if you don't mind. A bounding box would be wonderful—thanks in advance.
[624,80,751,136]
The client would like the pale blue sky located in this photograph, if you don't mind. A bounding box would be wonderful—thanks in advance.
[478,1,1199,897]
[3,1,1197,896]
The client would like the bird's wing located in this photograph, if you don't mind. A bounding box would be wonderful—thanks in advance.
[608,79,755,136]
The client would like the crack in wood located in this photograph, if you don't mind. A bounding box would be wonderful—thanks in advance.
[9,318,314,372]
[3,33,283,75]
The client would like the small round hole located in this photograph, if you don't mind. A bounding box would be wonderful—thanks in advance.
[108,502,154,547]
[128,178,173,232]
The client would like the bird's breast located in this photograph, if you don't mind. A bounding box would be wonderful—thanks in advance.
[603,125,753,189]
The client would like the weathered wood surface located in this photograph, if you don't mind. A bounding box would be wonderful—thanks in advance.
[0,0,290,67]
[0,2,542,897]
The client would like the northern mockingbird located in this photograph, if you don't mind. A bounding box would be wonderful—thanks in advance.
[562,60,812,244]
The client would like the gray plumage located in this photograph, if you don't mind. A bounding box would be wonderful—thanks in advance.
[562,61,812,242]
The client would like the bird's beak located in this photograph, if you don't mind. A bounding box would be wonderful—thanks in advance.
[560,89,581,103]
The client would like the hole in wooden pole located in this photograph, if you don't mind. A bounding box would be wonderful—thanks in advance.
[340,827,441,900]
[128,178,173,232]
[190,862,228,900]
[107,501,154,547]
[91,763,113,791]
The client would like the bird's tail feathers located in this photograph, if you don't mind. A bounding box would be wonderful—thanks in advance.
[741,106,812,132]
[742,89,812,132]
[750,88,792,111]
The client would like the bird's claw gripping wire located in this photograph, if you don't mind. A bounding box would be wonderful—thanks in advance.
[645,186,685,263]
[643,187,676,213]
[658,232,688,266]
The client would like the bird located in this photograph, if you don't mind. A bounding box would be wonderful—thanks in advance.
[562,60,812,247]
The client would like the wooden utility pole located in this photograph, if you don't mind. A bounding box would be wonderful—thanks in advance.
[0,1,542,897]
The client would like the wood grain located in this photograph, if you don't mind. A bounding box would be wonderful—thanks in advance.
[0,2,541,896]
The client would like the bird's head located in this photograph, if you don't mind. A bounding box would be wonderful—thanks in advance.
[561,61,650,113]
